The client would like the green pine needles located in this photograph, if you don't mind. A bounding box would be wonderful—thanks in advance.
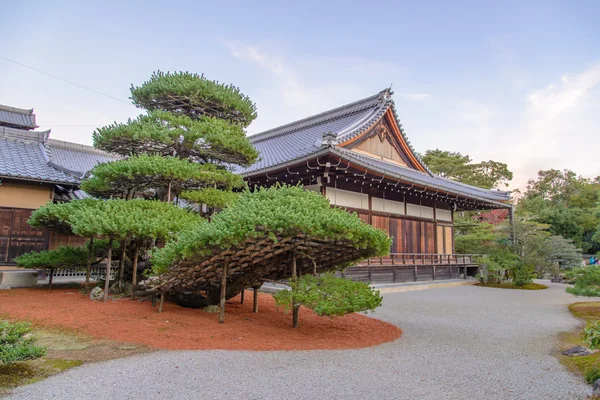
[81,155,244,199]
[15,246,88,269]
[151,185,391,275]
[273,274,383,317]
[130,71,257,127]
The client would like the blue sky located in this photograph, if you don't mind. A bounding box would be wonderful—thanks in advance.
[1,0,599,190]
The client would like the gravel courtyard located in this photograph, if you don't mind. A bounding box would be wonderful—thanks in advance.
[5,282,592,400]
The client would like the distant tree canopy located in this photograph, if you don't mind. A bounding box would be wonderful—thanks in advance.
[421,149,513,189]
[517,169,600,254]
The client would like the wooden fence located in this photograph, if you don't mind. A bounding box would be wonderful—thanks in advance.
[340,253,483,284]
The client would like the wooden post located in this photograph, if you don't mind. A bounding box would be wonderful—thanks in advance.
[48,267,54,290]
[240,289,245,305]
[85,236,94,285]
[292,253,299,328]
[219,260,229,324]
[158,293,165,313]
[131,244,139,300]
[253,287,259,313]
[118,239,127,290]
[432,265,436,281]
[103,238,113,303]
[414,265,418,281]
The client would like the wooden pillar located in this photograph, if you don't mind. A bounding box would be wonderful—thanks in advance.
[103,238,113,303]
[292,253,299,328]
[253,287,259,313]
[158,293,164,313]
[118,239,128,290]
[240,289,245,305]
[131,244,139,300]
[85,236,94,285]
[219,260,229,324]
[48,267,54,290]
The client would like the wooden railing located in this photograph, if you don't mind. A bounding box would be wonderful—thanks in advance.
[341,253,484,284]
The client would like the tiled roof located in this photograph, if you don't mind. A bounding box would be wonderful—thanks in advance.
[0,127,116,185]
[0,105,37,129]
[239,90,511,205]
[46,139,116,178]
[334,148,511,203]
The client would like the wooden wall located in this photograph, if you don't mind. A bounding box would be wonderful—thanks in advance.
[357,212,448,254]
[0,208,46,264]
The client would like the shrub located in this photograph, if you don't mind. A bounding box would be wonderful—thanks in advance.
[478,248,520,284]
[512,263,536,287]
[273,274,383,317]
[0,321,46,365]
[584,321,600,350]
[585,365,600,384]
[566,266,600,297]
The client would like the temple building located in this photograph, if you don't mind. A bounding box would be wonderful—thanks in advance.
[239,90,511,280]
[0,105,115,264]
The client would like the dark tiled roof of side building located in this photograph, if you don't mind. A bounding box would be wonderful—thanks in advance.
[238,90,511,205]
[0,104,38,130]
[0,126,117,185]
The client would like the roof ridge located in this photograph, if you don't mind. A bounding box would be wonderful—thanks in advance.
[249,89,390,143]
[0,104,33,115]
[0,126,49,142]
[46,138,114,157]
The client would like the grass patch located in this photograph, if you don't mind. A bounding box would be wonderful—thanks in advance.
[0,322,148,396]
[0,358,82,394]
[569,303,600,321]
[474,282,548,290]
[560,302,600,386]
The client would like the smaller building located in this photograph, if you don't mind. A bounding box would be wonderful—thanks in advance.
[0,105,116,265]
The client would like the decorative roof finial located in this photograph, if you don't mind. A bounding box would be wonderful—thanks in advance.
[322,131,337,147]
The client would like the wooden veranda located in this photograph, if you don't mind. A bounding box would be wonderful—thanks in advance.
[341,253,482,284]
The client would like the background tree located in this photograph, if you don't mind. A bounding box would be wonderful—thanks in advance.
[421,149,513,189]
[518,169,600,253]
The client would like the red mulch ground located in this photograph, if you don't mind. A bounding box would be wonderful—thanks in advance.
[0,288,401,351]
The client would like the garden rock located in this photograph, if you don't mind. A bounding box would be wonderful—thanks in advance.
[109,282,132,295]
[204,305,220,313]
[593,378,600,396]
[89,287,104,301]
[561,345,597,357]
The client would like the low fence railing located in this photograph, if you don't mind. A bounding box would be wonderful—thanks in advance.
[342,253,484,284]
[39,265,119,281]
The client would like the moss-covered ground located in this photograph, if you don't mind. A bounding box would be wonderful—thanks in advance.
[0,325,150,395]
[559,302,600,387]
[474,282,548,290]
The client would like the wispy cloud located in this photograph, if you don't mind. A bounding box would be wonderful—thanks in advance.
[220,39,406,134]
[399,93,431,102]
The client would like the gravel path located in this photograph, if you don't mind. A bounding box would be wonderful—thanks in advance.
[5,281,593,400]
